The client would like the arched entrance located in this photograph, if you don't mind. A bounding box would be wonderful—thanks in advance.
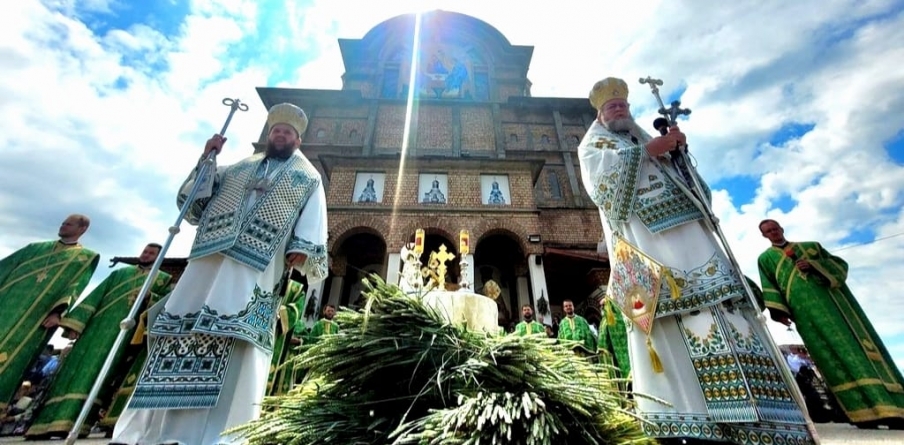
[542,249,609,330]
[408,229,460,287]
[336,231,387,308]
[474,231,526,331]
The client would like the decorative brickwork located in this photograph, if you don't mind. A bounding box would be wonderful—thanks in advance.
[314,106,369,118]
[416,106,453,149]
[460,106,494,151]
[560,113,586,125]
[308,118,338,144]
[529,125,558,150]
[501,123,527,150]
[521,111,555,124]
[328,216,391,253]
[500,109,518,122]
[374,105,406,149]
[498,84,526,102]
[561,126,586,150]
[534,166,573,207]
[538,209,603,247]
[338,120,367,145]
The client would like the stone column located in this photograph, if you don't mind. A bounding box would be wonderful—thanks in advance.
[516,276,530,311]
[328,275,344,307]
[528,254,552,326]
[512,263,530,312]
[459,253,474,290]
[386,252,402,287]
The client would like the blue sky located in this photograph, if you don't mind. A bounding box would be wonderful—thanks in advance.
[2,0,904,367]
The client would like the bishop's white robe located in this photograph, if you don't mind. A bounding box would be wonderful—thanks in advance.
[113,152,328,445]
[578,121,815,444]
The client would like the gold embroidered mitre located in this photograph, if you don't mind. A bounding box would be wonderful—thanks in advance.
[267,102,309,136]
[589,77,629,110]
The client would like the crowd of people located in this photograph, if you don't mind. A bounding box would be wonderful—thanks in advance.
[1,86,902,445]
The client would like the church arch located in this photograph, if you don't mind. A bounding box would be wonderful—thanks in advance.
[473,230,526,330]
[334,228,387,307]
[405,226,460,287]
[329,218,390,254]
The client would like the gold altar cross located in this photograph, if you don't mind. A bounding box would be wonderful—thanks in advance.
[434,244,456,286]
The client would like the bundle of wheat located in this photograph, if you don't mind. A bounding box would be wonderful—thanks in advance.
[229,277,654,445]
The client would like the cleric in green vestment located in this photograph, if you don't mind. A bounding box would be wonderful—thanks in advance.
[97,247,175,435]
[266,279,307,396]
[0,214,99,413]
[307,304,339,343]
[758,219,904,429]
[598,298,630,380]
[513,304,545,336]
[557,299,596,354]
[24,243,173,440]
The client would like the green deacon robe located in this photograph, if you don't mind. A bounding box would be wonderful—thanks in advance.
[598,299,630,380]
[308,318,339,343]
[558,314,596,354]
[25,265,173,437]
[0,241,99,411]
[267,280,306,396]
[758,241,904,423]
[514,320,545,336]
[97,270,172,431]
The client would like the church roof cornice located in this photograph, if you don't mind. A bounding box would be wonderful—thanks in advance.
[256,87,364,109]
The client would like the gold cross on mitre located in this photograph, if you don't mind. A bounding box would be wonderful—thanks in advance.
[433,244,456,286]
[594,137,617,149]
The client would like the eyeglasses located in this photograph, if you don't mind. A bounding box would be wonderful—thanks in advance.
[604,101,629,112]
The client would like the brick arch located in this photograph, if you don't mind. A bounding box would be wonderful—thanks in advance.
[399,223,457,249]
[471,218,530,256]
[474,228,526,258]
[328,216,390,254]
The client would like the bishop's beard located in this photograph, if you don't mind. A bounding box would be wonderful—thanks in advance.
[524,313,534,321]
[602,117,652,144]
[266,142,296,159]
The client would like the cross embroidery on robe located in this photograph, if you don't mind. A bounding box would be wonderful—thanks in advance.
[594,137,618,149]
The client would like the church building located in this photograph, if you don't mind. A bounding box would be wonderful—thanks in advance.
[252,10,610,329]
[114,11,611,330]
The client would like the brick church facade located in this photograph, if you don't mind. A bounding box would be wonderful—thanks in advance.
[128,10,611,330]
[250,10,610,329]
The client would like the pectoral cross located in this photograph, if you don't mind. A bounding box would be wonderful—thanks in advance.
[246,178,271,193]
[246,158,273,193]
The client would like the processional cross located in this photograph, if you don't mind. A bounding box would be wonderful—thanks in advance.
[639,76,692,126]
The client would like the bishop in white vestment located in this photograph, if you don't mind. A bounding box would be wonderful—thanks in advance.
[578,77,816,445]
[112,103,329,445]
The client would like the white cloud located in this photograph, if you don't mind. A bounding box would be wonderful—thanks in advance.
[2,0,903,368]
[0,0,266,269]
